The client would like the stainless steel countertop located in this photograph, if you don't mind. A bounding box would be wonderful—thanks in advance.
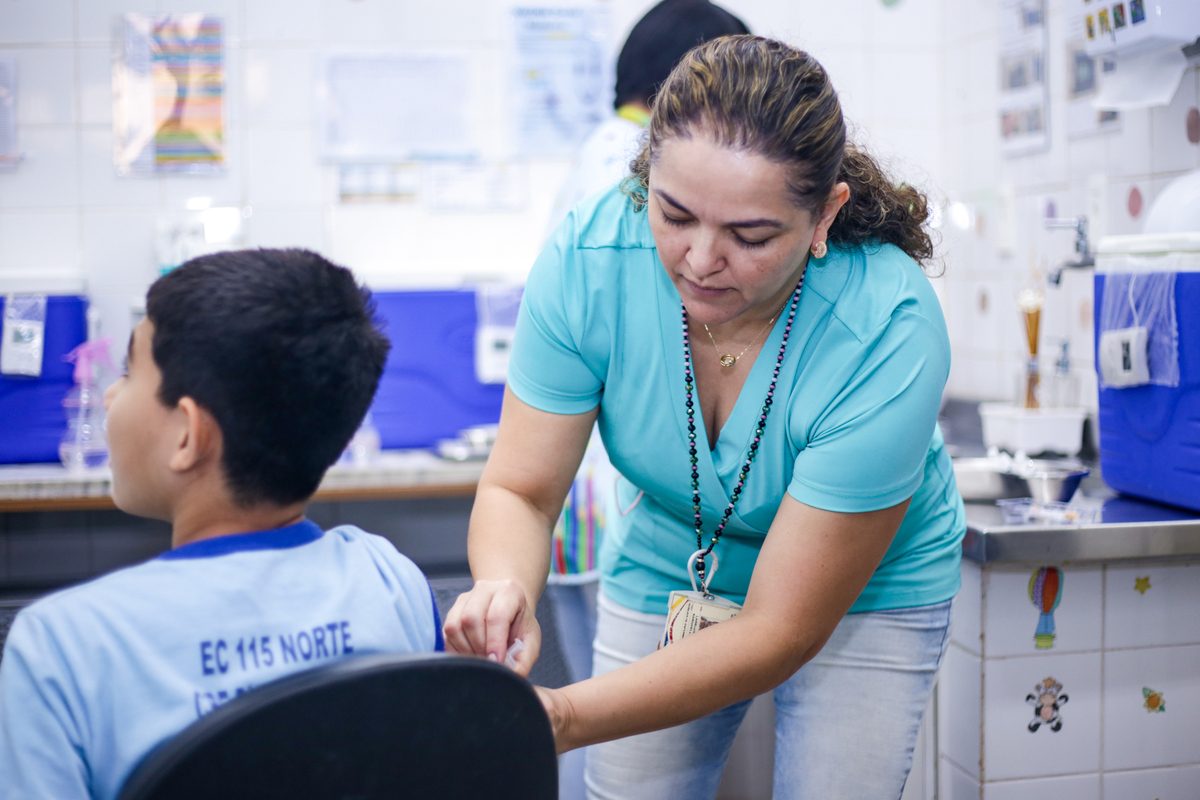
[940,399,1200,565]
[963,490,1200,564]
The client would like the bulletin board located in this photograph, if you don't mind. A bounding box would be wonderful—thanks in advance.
[318,53,477,163]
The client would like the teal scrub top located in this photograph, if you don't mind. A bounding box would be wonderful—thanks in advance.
[508,187,965,615]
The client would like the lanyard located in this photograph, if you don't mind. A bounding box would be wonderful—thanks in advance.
[679,276,804,595]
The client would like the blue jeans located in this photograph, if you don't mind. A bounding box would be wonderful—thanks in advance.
[584,591,952,800]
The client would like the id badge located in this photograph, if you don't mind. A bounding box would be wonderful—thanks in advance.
[658,549,741,648]
[659,590,741,648]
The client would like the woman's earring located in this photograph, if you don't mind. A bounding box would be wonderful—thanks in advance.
[810,240,828,259]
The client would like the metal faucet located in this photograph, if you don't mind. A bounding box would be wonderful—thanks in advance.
[1044,216,1095,286]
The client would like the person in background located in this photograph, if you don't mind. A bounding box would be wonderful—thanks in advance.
[548,0,750,226]
[0,249,442,800]
[541,0,753,681]
[544,10,752,798]
[446,36,964,799]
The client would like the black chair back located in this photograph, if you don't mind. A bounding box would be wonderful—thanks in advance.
[118,652,557,800]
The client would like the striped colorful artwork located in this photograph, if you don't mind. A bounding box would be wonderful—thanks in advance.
[152,16,224,169]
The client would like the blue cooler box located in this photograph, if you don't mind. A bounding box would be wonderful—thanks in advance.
[369,290,504,450]
[0,295,89,464]
[1094,234,1200,512]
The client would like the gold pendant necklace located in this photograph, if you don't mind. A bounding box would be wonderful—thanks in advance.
[703,313,779,369]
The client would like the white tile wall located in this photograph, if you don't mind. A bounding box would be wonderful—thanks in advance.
[246,208,326,253]
[983,566,1102,657]
[245,127,324,209]
[1150,70,1200,177]
[951,560,983,654]
[982,652,1101,781]
[78,47,115,126]
[77,1,155,44]
[1105,563,1200,649]
[244,0,322,44]
[11,0,1190,410]
[1108,109,1155,183]
[981,773,1100,800]
[9,47,77,125]
[940,756,981,800]
[1103,764,1200,800]
[0,209,80,271]
[0,126,80,208]
[243,49,316,126]
[79,128,159,208]
[938,0,1200,406]
[1,0,952,339]
[778,0,870,49]
[1103,645,1200,771]
[0,0,75,44]
[939,643,982,778]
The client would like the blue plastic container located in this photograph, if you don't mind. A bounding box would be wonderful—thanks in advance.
[1094,235,1200,512]
[369,290,504,450]
[0,295,89,464]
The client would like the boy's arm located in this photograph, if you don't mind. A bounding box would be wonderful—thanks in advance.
[0,612,91,799]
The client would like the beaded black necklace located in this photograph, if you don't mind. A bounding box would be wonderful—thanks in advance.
[680,275,804,593]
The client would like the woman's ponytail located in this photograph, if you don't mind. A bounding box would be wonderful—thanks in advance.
[829,144,933,264]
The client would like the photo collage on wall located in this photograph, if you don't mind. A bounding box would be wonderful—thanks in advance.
[998,0,1050,156]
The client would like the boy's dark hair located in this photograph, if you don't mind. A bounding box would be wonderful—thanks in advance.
[146,248,391,507]
[614,0,749,110]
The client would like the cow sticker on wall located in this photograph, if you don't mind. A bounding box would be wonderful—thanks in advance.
[1027,676,1069,732]
[1143,687,1165,713]
[1028,566,1063,649]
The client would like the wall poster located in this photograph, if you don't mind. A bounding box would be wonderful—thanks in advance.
[113,14,226,175]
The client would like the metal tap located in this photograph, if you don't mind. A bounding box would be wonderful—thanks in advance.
[1045,216,1094,286]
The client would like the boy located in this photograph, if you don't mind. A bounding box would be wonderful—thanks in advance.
[0,249,442,799]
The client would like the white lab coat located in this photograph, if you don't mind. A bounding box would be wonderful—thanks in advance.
[547,114,646,233]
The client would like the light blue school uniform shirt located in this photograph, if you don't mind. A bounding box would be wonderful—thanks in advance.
[0,520,442,800]
[508,187,965,616]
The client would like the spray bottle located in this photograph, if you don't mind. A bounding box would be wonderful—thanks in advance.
[60,338,113,470]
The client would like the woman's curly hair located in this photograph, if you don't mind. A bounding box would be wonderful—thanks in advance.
[625,35,933,265]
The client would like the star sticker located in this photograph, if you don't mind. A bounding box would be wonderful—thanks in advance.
[1134,576,1151,595]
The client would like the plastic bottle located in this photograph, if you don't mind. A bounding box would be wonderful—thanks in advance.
[341,412,381,467]
[60,339,113,470]
[1045,339,1080,408]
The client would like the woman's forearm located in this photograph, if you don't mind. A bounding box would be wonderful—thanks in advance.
[553,608,815,751]
[466,480,555,605]
[549,497,910,751]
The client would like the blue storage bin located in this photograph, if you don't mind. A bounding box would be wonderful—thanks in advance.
[369,290,504,450]
[0,295,89,464]
[1094,235,1200,512]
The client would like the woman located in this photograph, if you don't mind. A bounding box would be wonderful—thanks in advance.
[445,35,965,799]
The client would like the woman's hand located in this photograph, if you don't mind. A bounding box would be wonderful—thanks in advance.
[535,686,577,754]
[443,578,542,677]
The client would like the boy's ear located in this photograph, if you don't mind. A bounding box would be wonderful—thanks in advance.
[168,397,222,473]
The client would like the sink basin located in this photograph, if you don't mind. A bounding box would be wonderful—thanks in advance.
[953,457,1089,504]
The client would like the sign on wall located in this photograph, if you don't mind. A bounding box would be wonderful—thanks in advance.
[511,5,611,157]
